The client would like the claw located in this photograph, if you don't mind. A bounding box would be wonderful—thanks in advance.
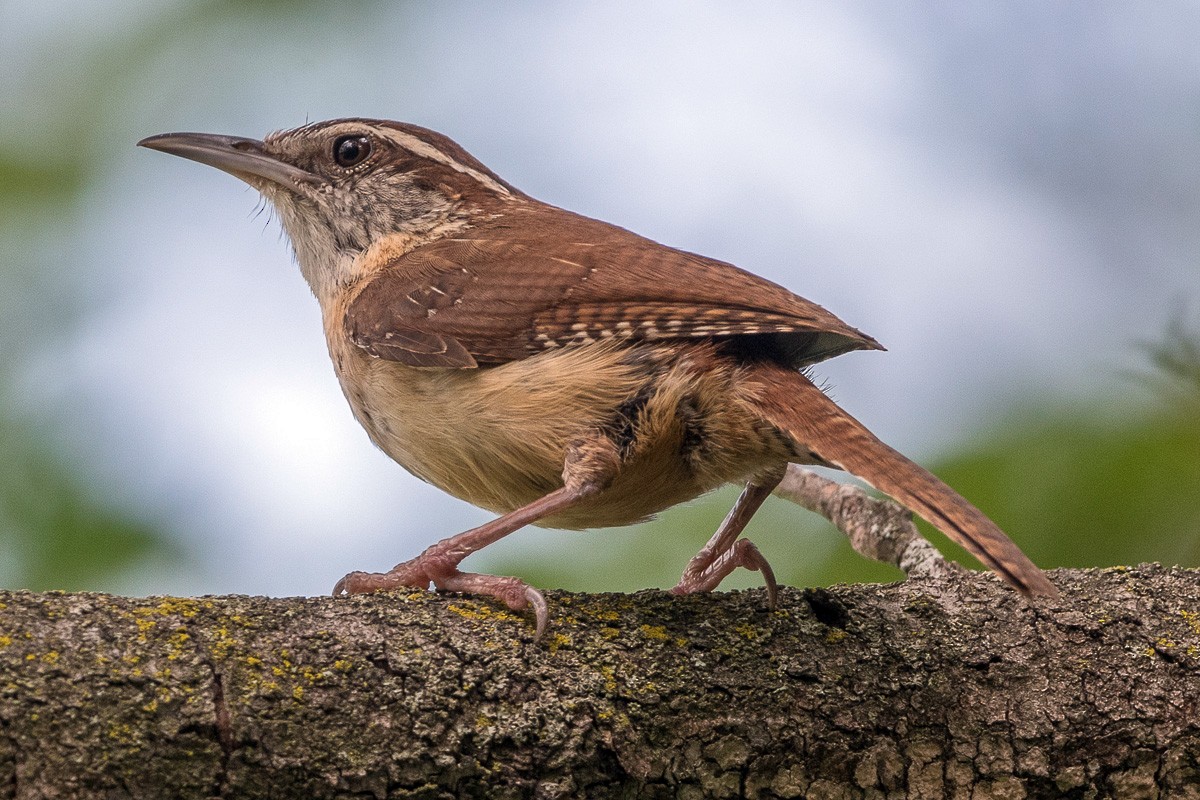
[331,570,381,597]
[525,586,549,643]
[762,565,779,611]
[672,538,779,611]
[332,572,370,597]
[743,541,779,611]
[331,563,434,597]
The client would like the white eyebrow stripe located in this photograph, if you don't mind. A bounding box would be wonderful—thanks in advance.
[374,128,512,197]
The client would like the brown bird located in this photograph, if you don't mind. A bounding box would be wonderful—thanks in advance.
[139,119,1056,638]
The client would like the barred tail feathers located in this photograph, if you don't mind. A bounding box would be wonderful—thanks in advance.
[746,364,1057,599]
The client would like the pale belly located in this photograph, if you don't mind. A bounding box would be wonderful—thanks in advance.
[333,338,790,529]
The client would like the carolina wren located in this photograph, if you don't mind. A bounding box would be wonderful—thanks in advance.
[139,119,1056,638]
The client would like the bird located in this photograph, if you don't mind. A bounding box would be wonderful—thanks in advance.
[139,118,1057,639]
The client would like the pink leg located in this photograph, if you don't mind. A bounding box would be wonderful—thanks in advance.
[670,469,784,609]
[334,433,619,641]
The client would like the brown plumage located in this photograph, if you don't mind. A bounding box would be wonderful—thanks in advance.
[742,362,1057,598]
[345,206,881,368]
[139,118,1057,639]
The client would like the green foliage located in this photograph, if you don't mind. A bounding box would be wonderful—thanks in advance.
[0,419,180,591]
[1138,314,1200,409]
[928,403,1200,572]
[0,156,83,207]
[0,140,171,590]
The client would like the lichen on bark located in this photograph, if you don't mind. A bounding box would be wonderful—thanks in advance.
[1,565,1199,798]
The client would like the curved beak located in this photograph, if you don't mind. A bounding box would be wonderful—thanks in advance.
[137,132,317,189]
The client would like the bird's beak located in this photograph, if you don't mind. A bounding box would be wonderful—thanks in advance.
[137,132,317,189]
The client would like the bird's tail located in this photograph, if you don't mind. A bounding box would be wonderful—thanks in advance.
[745,362,1057,599]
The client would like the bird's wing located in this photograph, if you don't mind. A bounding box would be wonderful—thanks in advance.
[345,207,882,368]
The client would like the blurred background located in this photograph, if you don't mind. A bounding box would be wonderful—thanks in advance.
[1,1,1197,598]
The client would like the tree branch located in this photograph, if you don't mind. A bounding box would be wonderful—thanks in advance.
[774,465,956,581]
[2,566,1198,798]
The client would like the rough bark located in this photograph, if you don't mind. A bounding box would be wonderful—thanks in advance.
[1,565,1198,799]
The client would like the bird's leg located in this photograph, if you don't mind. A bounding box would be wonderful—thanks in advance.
[670,466,785,609]
[334,432,620,640]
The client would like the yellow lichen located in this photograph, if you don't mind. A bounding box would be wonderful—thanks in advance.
[0,635,11,647]
[155,597,200,618]
[332,659,352,672]
[639,624,669,641]
[448,603,495,621]
[292,685,305,702]
[167,629,191,660]
[130,597,201,619]
[210,626,235,660]
[825,629,848,644]
[735,624,758,640]
[107,722,134,741]
[598,664,618,693]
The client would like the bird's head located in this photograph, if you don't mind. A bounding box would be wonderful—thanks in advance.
[139,118,520,300]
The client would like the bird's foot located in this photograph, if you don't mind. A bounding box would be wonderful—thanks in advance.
[333,555,549,641]
[670,538,779,610]
[437,571,549,642]
[332,560,432,596]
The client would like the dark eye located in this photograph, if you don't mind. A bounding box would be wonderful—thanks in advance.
[333,134,371,167]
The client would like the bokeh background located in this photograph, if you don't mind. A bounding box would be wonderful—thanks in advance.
[2,1,1197,598]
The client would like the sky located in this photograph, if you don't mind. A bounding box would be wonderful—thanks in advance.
[2,1,1197,596]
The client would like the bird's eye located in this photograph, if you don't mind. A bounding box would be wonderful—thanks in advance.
[333,134,371,167]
